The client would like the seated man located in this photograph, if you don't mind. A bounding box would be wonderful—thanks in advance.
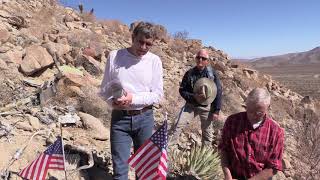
[219,88,284,180]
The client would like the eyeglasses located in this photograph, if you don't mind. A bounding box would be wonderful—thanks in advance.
[254,111,265,116]
[196,56,208,61]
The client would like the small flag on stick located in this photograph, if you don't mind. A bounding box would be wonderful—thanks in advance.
[128,121,168,180]
[19,137,65,180]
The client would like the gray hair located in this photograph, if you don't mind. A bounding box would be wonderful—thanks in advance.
[132,21,156,39]
[246,88,271,106]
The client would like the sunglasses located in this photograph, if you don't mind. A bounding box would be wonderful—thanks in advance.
[196,56,208,61]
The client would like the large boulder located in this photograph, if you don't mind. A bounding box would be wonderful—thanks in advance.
[20,45,54,75]
[78,112,109,140]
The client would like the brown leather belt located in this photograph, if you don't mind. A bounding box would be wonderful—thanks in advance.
[122,105,153,116]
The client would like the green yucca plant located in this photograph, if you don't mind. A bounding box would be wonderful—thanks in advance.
[168,144,222,180]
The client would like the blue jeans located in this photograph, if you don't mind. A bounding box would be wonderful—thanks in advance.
[111,109,154,180]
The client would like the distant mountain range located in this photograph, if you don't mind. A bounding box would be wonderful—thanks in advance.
[248,46,320,68]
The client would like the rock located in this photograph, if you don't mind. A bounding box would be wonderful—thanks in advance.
[68,85,85,97]
[60,73,86,87]
[0,10,11,18]
[300,96,313,105]
[23,78,44,87]
[224,70,234,78]
[16,121,33,132]
[283,89,291,97]
[283,158,292,170]
[0,49,23,65]
[274,171,290,180]
[20,45,54,75]
[65,22,88,30]
[59,66,99,88]
[60,65,83,76]
[42,41,71,57]
[0,58,8,70]
[230,64,239,68]
[243,68,258,80]
[0,28,10,44]
[8,16,28,29]
[63,53,74,64]
[75,55,102,76]
[0,45,11,53]
[212,60,227,73]
[58,113,81,124]
[78,112,109,140]
[27,114,41,130]
[63,14,75,23]
[82,47,97,58]
[65,7,81,21]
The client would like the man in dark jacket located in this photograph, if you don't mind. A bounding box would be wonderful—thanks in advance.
[172,49,222,146]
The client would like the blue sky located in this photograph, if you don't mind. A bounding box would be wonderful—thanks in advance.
[61,0,320,59]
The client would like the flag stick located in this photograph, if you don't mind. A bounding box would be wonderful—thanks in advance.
[60,123,68,180]
[165,111,168,122]
[168,105,184,143]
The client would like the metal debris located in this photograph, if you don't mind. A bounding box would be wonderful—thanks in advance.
[58,113,80,124]
[0,121,13,139]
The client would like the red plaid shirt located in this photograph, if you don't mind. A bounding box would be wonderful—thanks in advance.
[219,112,284,179]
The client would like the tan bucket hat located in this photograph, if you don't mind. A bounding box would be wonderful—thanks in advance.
[193,77,217,105]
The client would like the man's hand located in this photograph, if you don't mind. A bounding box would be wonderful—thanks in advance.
[112,92,133,108]
[193,93,206,102]
[222,167,235,180]
[208,112,219,121]
[220,149,236,180]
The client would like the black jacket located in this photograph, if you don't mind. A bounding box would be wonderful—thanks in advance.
[179,66,222,113]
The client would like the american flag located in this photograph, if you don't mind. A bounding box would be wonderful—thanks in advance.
[128,121,168,180]
[19,137,65,180]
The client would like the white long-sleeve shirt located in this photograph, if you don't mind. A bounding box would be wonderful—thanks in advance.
[100,48,164,110]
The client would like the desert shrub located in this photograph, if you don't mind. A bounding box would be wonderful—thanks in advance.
[173,30,189,40]
[295,107,320,179]
[68,31,105,53]
[168,144,222,180]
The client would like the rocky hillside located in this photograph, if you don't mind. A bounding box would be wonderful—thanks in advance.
[0,0,320,179]
[250,46,320,68]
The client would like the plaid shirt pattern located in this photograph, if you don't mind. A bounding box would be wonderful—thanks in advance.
[219,112,284,179]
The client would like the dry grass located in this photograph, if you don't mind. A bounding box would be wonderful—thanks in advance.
[172,30,189,40]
